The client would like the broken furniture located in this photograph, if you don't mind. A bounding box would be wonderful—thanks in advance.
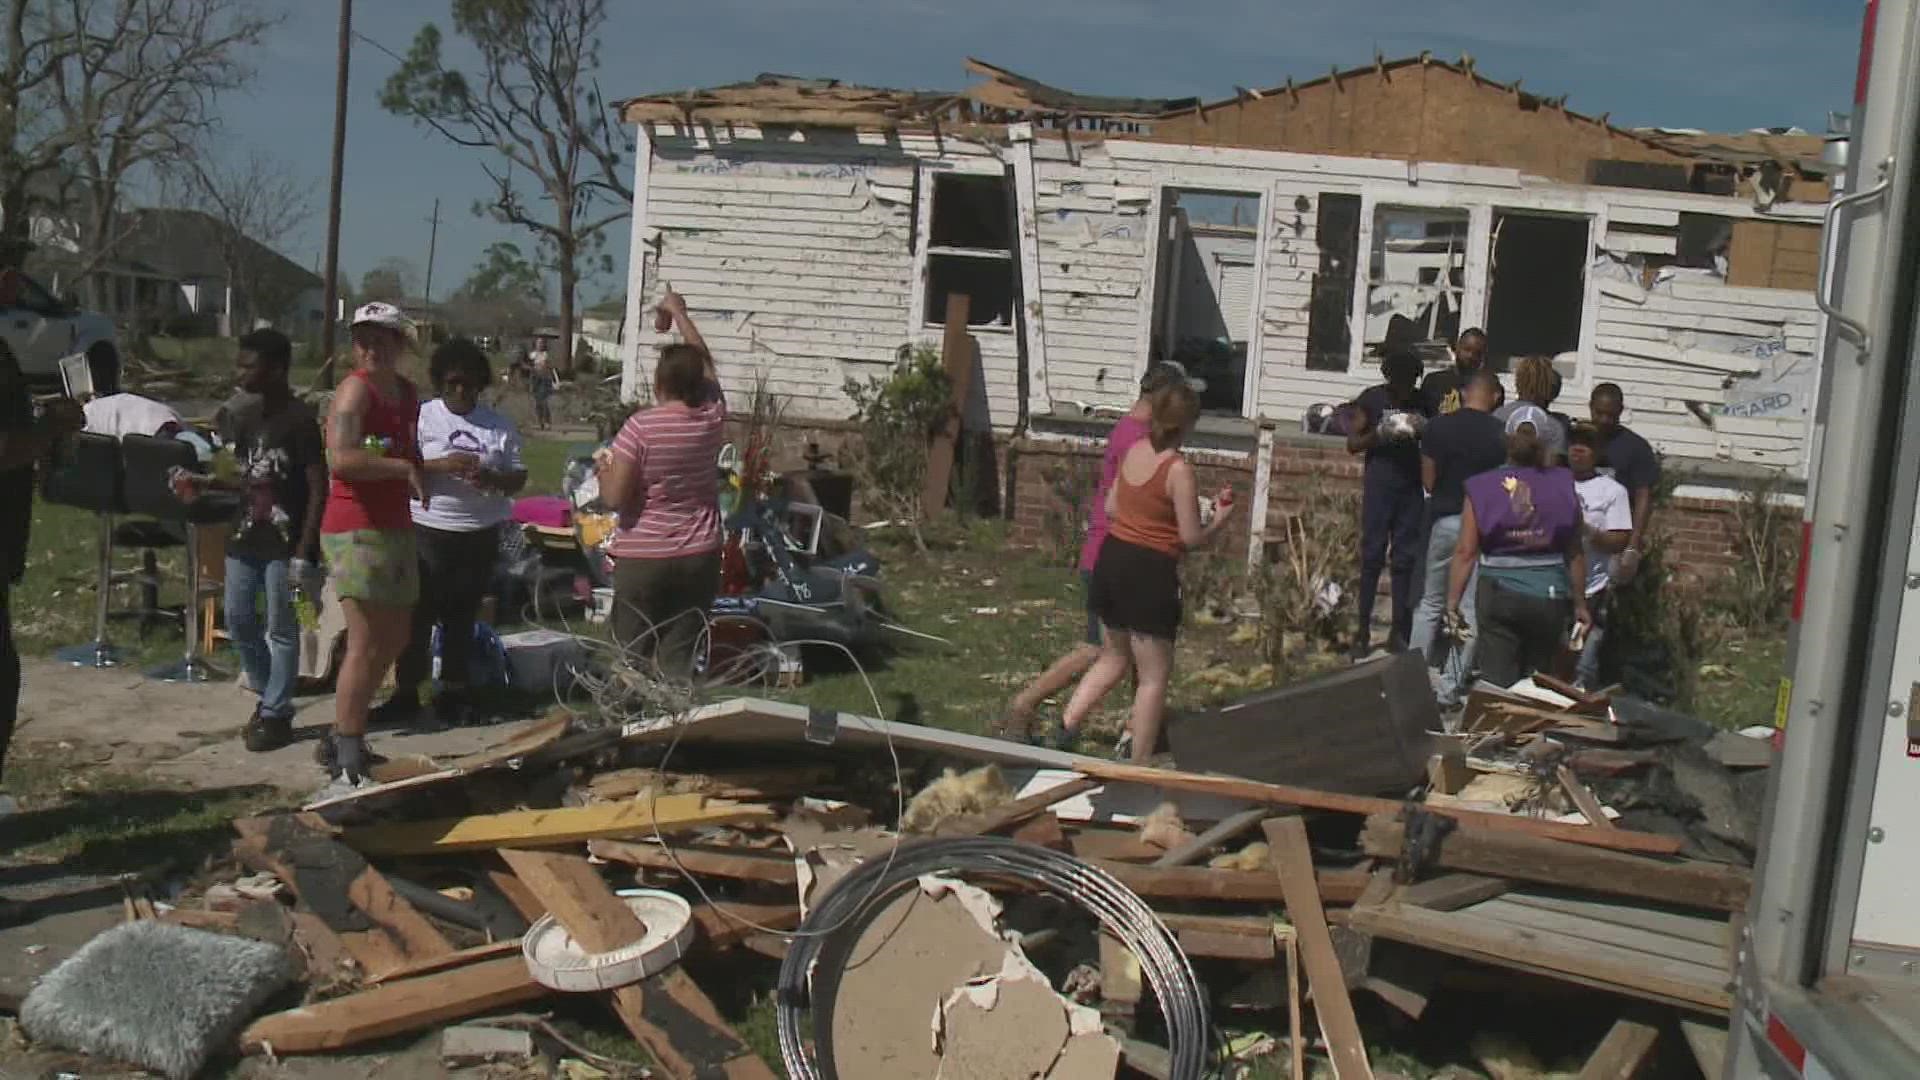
[119,432,235,683]
[42,431,126,670]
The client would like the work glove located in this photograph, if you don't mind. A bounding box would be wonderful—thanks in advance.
[1443,607,1473,644]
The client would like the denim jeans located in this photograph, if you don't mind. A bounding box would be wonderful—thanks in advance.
[1576,589,1610,688]
[225,554,298,720]
[1408,514,1477,705]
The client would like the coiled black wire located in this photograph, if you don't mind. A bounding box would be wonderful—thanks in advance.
[775,836,1213,1080]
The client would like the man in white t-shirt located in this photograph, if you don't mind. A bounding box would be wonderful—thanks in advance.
[80,341,183,439]
[1569,422,1635,688]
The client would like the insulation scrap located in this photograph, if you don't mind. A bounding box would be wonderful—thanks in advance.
[1471,1031,1571,1080]
[1136,802,1194,850]
[900,765,1013,833]
[1208,841,1271,872]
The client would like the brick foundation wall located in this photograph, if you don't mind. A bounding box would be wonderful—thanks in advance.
[748,417,1767,584]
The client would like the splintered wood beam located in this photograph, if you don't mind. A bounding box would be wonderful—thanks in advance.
[1152,808,1272,868]
[1577,1017,1661,1079]
[498,849,776,1080]
[921,292,973,518]
[1360,815,1748,912]
[1265,817,1374,1080]
[588,839,799,885]
[1557,766,1619,831]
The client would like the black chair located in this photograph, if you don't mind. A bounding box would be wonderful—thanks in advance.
[119,434,234,683]
[41,432,125,669]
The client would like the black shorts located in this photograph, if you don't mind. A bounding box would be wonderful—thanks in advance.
[1090,537,1182,641]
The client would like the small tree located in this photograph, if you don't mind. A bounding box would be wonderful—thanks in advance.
[189,149,314,331]
[360,257,420,303]
[842,344,954,551]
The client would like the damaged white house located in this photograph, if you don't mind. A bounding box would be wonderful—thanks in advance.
[614,56,1834,476]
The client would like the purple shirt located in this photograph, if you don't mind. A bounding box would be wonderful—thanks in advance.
[1464,466,1581,557]
[1079,414,1150,572]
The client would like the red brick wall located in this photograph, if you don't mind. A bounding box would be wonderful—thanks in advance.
[755,418,1763,583]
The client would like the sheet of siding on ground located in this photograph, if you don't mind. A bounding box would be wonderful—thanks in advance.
[1588,265,1814,470]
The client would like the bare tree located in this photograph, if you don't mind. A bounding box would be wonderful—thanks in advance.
[380,0,629,376]
[190,149,314,331]
[0,1,277,293]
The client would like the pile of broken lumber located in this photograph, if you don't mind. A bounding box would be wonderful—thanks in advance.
[91,686,1753,1079]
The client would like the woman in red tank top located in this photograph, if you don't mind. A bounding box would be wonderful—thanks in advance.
[314,303,477,796]
[1056,382,1239,763]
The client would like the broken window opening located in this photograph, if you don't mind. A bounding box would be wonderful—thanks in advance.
[1363,205,1468,363]
[1306,193,1360,372]
[925,171,1016,328]
[1149,188,1262,415]
[1484,211,1589,374]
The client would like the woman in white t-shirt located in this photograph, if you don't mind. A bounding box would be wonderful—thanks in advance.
[373,338,526,729]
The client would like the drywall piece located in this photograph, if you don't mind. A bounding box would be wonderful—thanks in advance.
[935,951,1123,1080]
[828,879,1022,1078]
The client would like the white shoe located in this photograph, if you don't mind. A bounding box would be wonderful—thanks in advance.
[307,771,373,808]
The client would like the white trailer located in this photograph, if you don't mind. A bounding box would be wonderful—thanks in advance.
[1728,0,1920,1076]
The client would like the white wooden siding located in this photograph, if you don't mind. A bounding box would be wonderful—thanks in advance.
[624,123,1825,473]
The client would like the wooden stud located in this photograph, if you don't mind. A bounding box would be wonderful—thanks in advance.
[366,940,525,986]
[1286,930,1306,1080]
[1577,1017,1660,1079]
[1557,766,1618,831]
[1264,817,1374,1080]
[587,839,799,885]
[920,292,973,518]
[1071,761,1686,856]
[1151,807,1271,868]
[1091,858,1370,905]
[1397,873,1510,912]
[242,957,545,1055]
[341,796,774,856]
[498,849,776,1080]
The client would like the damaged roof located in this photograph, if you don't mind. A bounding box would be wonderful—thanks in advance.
[616,59,1192,129]
[1632,128,1830,174]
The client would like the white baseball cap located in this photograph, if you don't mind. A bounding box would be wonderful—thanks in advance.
[351,301,415,337]
[1505,403,1567,462]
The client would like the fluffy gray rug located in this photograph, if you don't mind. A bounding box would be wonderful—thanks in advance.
[21,920,295,1079]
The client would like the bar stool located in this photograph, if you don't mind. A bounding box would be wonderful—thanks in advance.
[119,434,235,683]
[42,432,125,668]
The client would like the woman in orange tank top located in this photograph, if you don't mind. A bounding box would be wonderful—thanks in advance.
[1055,381,1239,763]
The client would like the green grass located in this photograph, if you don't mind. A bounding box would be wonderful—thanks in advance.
[1693,630,1788,731]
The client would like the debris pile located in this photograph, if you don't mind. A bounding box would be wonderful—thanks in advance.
[4,666,1764,1078]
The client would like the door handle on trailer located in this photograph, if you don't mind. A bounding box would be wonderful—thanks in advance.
[1817,155,1894,358]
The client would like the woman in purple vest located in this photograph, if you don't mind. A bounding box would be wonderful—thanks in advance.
[1444,405,1592,688]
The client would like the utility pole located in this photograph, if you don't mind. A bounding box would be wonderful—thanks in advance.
[422,197,440,309]
[318,0,352,389]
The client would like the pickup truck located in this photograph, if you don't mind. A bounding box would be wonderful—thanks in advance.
[0,270,115,384]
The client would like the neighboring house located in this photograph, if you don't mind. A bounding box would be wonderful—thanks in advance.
[580,300,624,364]
[84,208,324,337]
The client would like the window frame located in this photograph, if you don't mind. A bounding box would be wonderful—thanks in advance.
[914,164,1018,333]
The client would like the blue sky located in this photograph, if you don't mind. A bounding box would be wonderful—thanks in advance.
[217,0,1864,302]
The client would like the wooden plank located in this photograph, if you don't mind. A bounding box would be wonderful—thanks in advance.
[365,940,525,985]
[1469,897,1727,970]
[1679,1018,1729,1079]
[1399,873,1510,912]
[1577,1017,1661,1080]
[588,839,799,885]
[498,849,775,1080]
[1361,816,1747,911]
[1152,808,1272,868]
[1557,766,1618,830]
[1092,858,1370,905]
[341,796,774,856]
[241,957,545,1055]
[934,776,1101,837]
[690,901,804,950]
[1287,932,1306,1080]
[1604,231,1678,256]
[1348,903,1731,1014]
[1264,817,1373,1080]
[922,292,973,517]
[1070,759,1687,855]
[1494,890,1731,950]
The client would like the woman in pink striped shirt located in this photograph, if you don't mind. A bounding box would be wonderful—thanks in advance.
[597,291,725,680]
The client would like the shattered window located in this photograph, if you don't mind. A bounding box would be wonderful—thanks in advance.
[925,171,1016,328]
[1363,206,1468,356]
[1306,193,1361,371]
